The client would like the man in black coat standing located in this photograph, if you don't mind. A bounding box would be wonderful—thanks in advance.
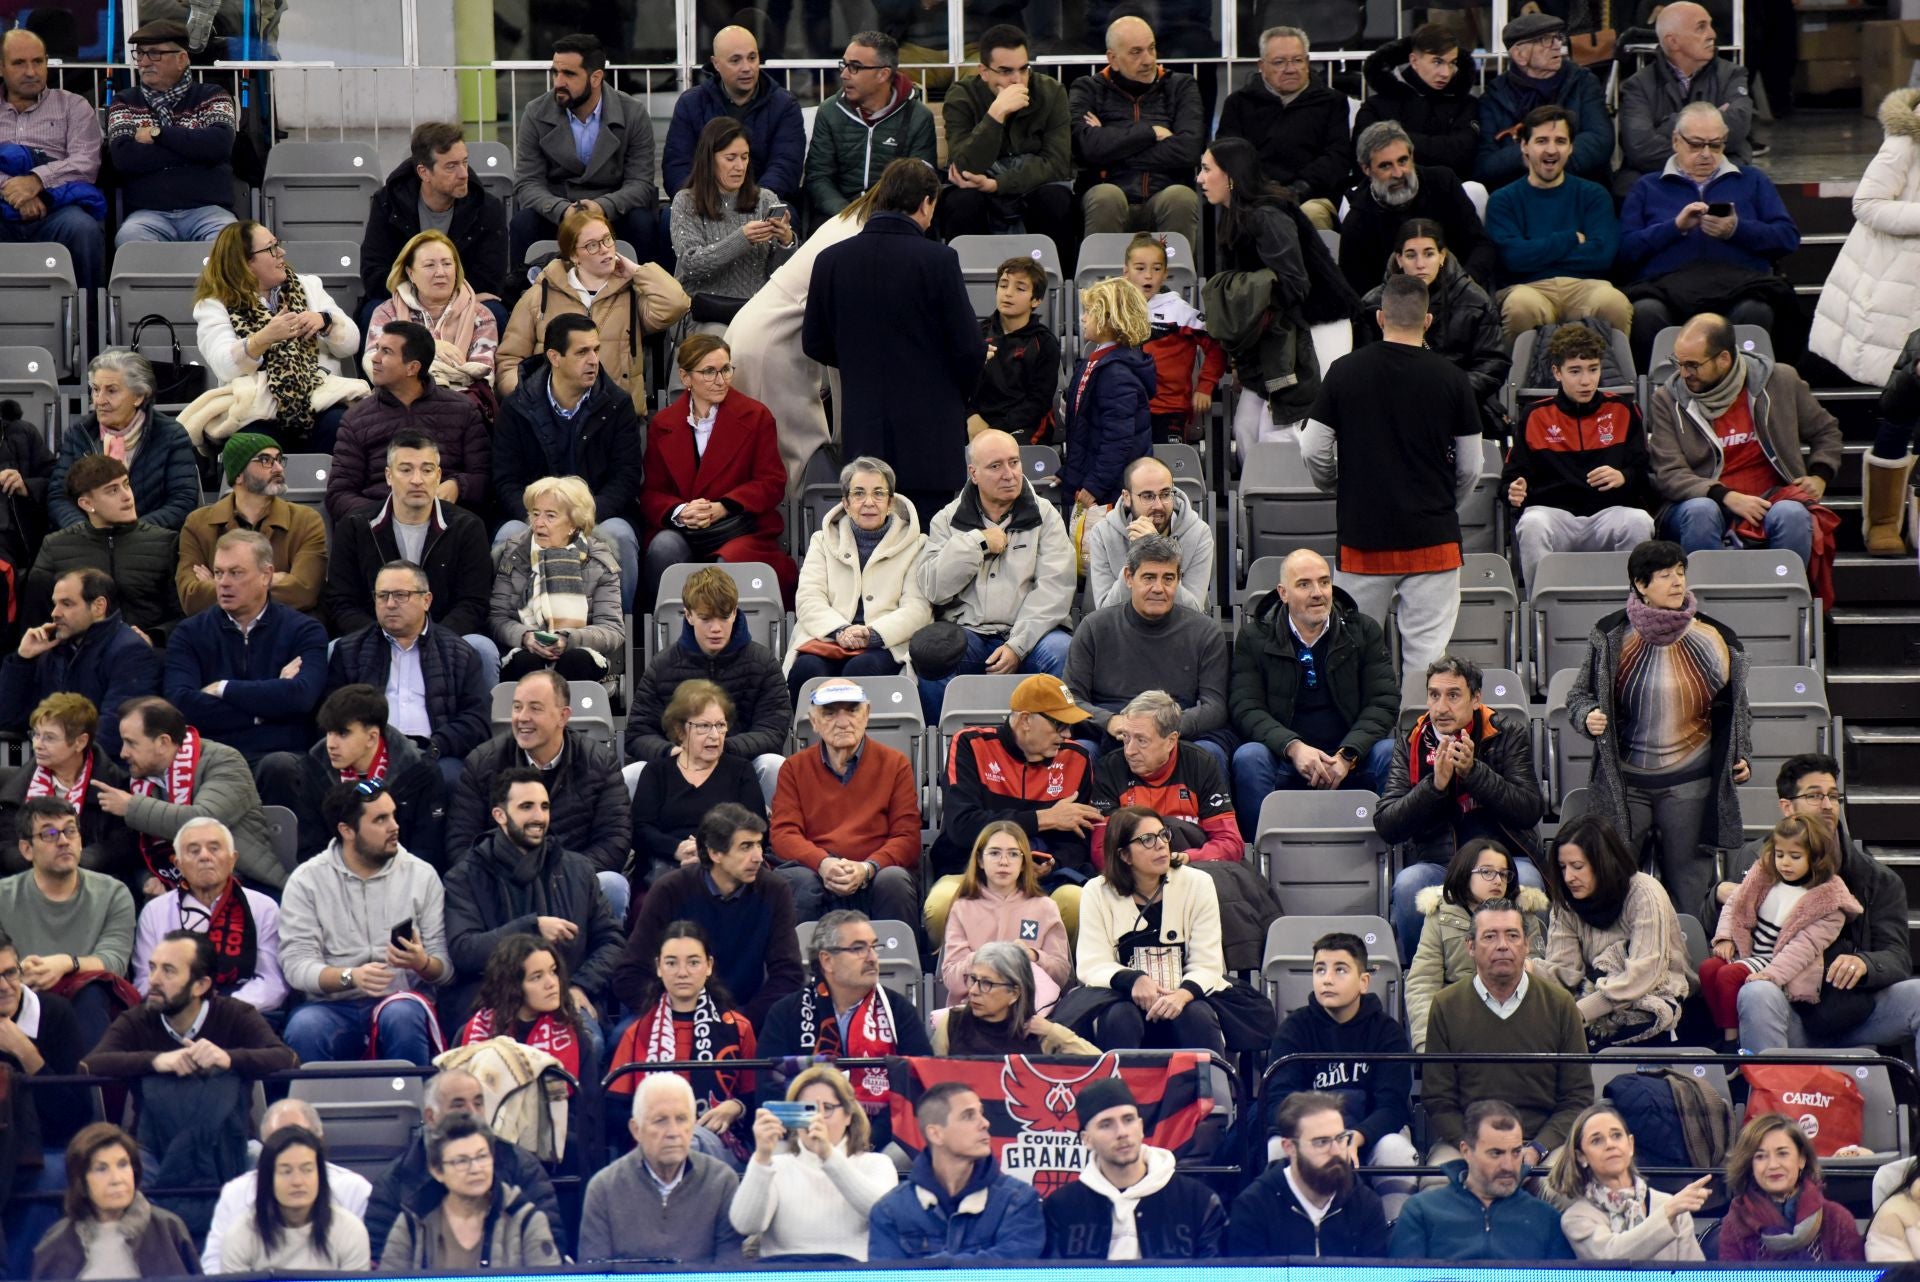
[359,122,511,324]
[801,159,985,524]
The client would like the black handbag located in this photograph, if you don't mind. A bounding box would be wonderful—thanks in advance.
[130,314,211,404]
[689,293,749,326]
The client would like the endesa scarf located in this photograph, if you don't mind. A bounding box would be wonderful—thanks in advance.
[129,727,202,888]
[798,980,898,1110]
[461,1006,580,1078]
[26,753,92,814]
[336,735,390,784]
[635,990,748,1110]
[179,880,259,993]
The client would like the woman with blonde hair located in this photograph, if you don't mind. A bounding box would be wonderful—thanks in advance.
[1546,1102,1708,1260]
[932,821,1072,1012]
[363,229,500,405]
[729,1064,898,1262]
[497,204,689,413]
[487,475,625,680]
[1058,276,1155,511]
[190,220,365,452]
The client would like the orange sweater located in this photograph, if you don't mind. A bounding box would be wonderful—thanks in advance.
[769,740,922,870]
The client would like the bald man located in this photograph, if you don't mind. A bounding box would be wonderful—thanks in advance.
[0,30,105,288]
[1068,17,1203,251]
[1616,1,1751,189]
[662,25,805,200]
[1228,548,1399,832]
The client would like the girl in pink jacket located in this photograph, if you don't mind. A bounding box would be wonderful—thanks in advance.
[939,822,1072,1015]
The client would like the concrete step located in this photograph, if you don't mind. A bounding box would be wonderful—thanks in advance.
[1781,233,1846,288]
[1826,607,1920,667]
[1833,553,1920,605]
[1845,785,1920,844]
[1826,669,1920,721]
[1845,723,1920,787]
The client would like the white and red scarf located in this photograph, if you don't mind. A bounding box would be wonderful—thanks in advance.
[26,752,93,813]
[336,734,390,784]
[798,980,898,1110]
[460,1005,580,1077]
[129,727,202,888]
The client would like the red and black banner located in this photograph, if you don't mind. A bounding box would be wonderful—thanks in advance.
[886,1052,1215,1198]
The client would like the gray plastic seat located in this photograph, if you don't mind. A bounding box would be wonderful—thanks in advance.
[1261,915,1401,1022]
[1544,666,1597,810]
[1242,438,1336,563]
[288,1062,424,1179]
[650,561,784,660]
[106,242,214,362]
[1745,665,1831,788]
[1254,790,1387,916]
[1689,548,1819,669]
[1018,444,1062,497]
[262,142,382,242]
[0,347,61,447]
[467,140,514,206]
[1399,667,1528,732]
[261,804,301,875]
[1456,438,1505,554]
[1645,323,1773,393]
[1527,551,1629,697]
[490,680,618,756]
[1505,324,1636,420]
[295,241,368,337]
[0,245,80,380]
[794,674,925,780]
[952,234,1064,330]
[1234,554,1289,627]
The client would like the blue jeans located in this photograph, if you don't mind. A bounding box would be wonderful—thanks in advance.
[1664,495,1813,567]
[788,647,901,706]
[597,870,630,926]
[284,995,437,1065]
[1231,737,1394,840]
[115,205,238,246]
[1739,975,1920,1062]
[495,517,640,614]
[0,203,104,287]
[1390,855,1544,964]
[917,626,1072,723]
[463,632,501,678]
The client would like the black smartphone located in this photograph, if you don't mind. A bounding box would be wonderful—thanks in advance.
[390,918,415,949]
[1706,201,1733,217]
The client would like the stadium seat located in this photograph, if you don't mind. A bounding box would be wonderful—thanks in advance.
[1450,552,1521,673]
[1233,553,1288,628]
[1688,548,1820,669]
[288,1061,424,1180]
[1260,915,1402,1022]
[1544,666,1596,810]
[1527,551,1630,696]
[261,804,300,877]
[0,244,80,380]
[277,453,333,510]
[649,561,784,661]
[467,140,513,207]
[0,346,62,447]
[1457,437,1504,554]
[1644,323,1773,398]
[1398,667,1527,732]
[1676,913,1711,971]
[1757,1048,1906,1163]
[1153,441,1208,512]
[1253,790,1388,916]
[1739,784,1786,840]
[1018,443,1063,498]
[1241,437,1337,565]
[490,679,618,757]
[793,674,925,780]
[789,444,843,559]
[106,242,214,376]
[953,234,1065,331]
[1590,1046,1735,1147]
[1074,231,1197,319]
[262,141,383,243]
[931,673,1028,827]
[298,241,368,335]
[1504,323,1635,421]
[1745,666,1832,787]
[796,917,925,1006]
[1559,785,1590,822]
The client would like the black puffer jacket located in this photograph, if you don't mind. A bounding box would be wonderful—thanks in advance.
[326,621,492,760]
[23,520,181,638]
[1215,75,1352,202]
[625,614,791,765]
[361,159,511,300]
[445,729,630,873]
[443,827,625,1002]
[0,402,52,569]
[1376,705,1543,863]
[1229,586,1399,764]
[1359,256,1510,428]
[1352,38,1482,178]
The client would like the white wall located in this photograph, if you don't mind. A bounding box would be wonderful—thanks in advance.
[269,0,457,135]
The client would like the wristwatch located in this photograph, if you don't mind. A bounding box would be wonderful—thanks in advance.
[340,966,357,991]
[1336,746,1361,766]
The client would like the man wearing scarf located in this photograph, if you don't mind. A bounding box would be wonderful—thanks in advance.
[103,20,237,245]
[1474,15,1613,190]
[130,817,285,1013]
[756,910,930,1149]
[1649,312,1844,581]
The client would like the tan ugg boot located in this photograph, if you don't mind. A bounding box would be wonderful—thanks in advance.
[1864,452,1917,556]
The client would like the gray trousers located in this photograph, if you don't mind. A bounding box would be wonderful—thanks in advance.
[1337,567,1462,690]
[1513,504,1657,590]
[1623,773,1715,918]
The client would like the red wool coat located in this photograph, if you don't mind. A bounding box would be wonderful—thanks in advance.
[641,389,797,600]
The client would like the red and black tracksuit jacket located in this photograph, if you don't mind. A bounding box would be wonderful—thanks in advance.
[1502,389,1656,517]
[932,723,1094,875]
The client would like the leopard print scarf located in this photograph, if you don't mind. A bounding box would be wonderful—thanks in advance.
[229,273,324,439]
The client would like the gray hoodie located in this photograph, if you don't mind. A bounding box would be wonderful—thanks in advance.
[278,839,451,999]
[1083,488,1216,612]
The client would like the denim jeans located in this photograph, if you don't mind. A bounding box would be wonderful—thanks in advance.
[116,205,238,246]
[495,517,640,614]
[596,870,630,925]
[1739,975,1920,1062]
[1390,855,1544,963]
[0,203,104,287]
[1231,737,1394,839]
[284,994,437,1065]
[1664,495,1813,568]
[916,627,1072,723]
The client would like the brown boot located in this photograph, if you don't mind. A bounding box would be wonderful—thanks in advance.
[1864,453,1917,556]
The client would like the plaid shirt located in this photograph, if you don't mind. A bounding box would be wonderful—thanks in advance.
[0,86,101,189]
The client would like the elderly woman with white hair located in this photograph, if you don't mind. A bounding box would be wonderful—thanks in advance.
[730,1064,898,1263]
[488,475,626,682]
[49,350,200,531]
[932,941,1097,1057]
[579,1072,746,1264]
[202,1098,374,1273]
[782,454,931,704]
[130,816,287,1013]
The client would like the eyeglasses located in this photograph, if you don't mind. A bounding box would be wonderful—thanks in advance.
[1132,488,1176,504]
[685,720,728,735]
[439,1152,494,1173]
[0,967,22,985]
[250,453,285,469]
[1678,133,1729,153]
[981,847,1025,863]
[1794,791,1846,806]
[838,59,890,73]
[35,826,79,844]
[1128,830,1172,850]
[965,974,1018,993]
[28,729,69,746]
[374,589,424,604]
[133,46,186,61]
[689,363,735,381]
[1471,866,1512,881]
[1041,715,1076,736]
[823,940,878,958]
[846,486,892,503]
[577,235,616,255]
[248,240,286,260]
[1297,1130,1356,1153]
[1675,357,1725,376]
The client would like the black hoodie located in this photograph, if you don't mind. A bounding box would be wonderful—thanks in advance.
[1265,992,1413,1143]
[969,313,1062,444]
[1352,37,1482,179]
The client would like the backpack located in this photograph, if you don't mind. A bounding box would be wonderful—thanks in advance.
[1522,317,1633,388]
[1605,1067,1732,1168]
[1742,1063,1866,1156]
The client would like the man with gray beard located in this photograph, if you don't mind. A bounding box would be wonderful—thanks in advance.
[1336,121,1494,294]
[175,433,327,618]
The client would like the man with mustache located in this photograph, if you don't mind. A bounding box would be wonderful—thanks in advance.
[1228,1090,1388,1257]
[79,929,297,1079]
[1390,1099,1574,1259]
[1336,120,1495,294]
[1045,1079,1225,1258]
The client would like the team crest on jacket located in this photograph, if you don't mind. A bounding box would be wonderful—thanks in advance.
[999,1053,1121,1194]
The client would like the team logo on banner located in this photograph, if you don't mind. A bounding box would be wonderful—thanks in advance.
[999,1053,1121,1194]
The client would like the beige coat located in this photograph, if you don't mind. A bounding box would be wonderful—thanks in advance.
[1561,1188,1706,1260]
[1076,863,1227,996]
[1540,872,1694,1045]
[1868,1169,1920,1261]
[785,497,931,669]
[496,258,690,414]
[1404,884,1550,1052]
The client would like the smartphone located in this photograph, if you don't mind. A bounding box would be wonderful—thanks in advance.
[768,203,792,222]
[1705,201,1734,217]
[532,630,560,647]
[390,918,415,949]
[765,1101,818,1131]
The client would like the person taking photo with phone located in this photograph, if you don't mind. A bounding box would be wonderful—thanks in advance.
[730,1064,899,1262]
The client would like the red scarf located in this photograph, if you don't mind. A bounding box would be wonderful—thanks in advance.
[1408,710,1488,820]
[798,980,898,1111]
[129,728,201,888]
[1730,483,1843,609]
[26,753,92,813]
[609,990,750,1110]
[188,880,259,993]
[459,1006,580,1077]
[336,735,390,784]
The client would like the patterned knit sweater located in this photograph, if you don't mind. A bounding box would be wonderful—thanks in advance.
[1614,618,1730,783]
[105,81,237,214]
[668,186,796,301]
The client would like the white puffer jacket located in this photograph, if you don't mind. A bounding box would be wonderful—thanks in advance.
[784,496,931,668]
[1811,88,1920,386]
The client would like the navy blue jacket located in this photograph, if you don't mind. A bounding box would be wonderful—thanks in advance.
[325,621,492,760]
[1057,344,1155,506]
[1265,992,1414,1144]
[1475,65,1613,190]
[0,612,160,756]
[1389,1160,1574,1261]
[661,73,806,200]
[1619,163,1801,279]
[49,411,200,531]
[163,602,329,762]
[869,1152,1046,1263]
[802,212,987,492]
[491,368,644,525]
